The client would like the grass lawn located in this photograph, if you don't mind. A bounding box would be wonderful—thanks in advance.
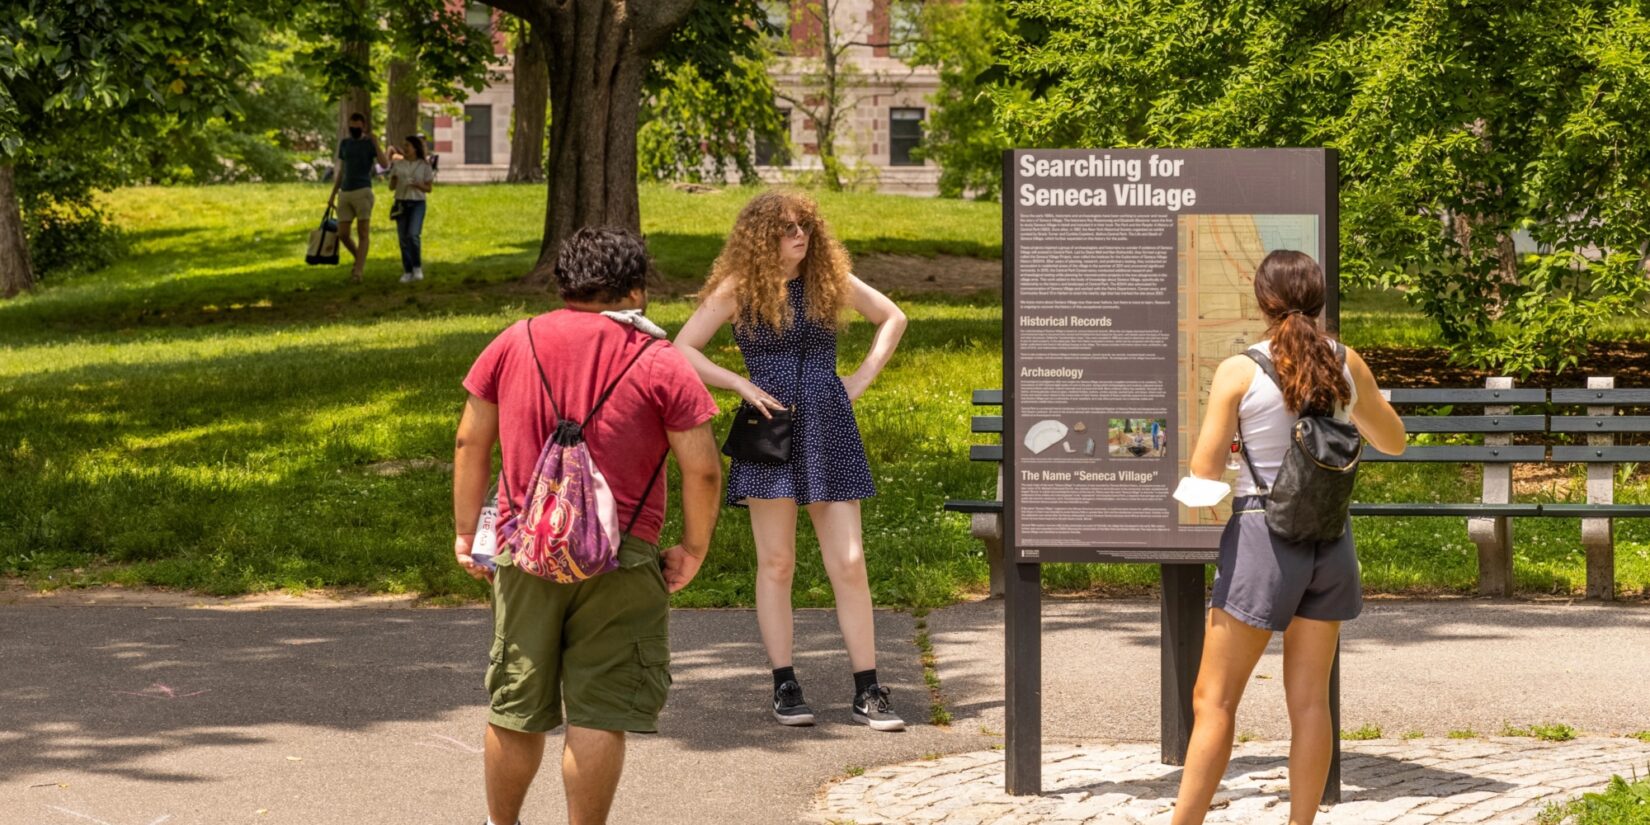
[1,182,1646,603]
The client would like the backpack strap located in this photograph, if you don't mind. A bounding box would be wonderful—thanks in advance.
[508,319,662,517]
[524,318,562,423]
[1237,348,1275,496]
[1243,346,1283,391]
[622,450,671,538]
[524,317,660,428]
[581,337,660,429]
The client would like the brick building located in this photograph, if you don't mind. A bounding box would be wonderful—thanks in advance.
[426,1,941,193]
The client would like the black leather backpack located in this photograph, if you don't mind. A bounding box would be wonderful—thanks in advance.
[1238,343,1362,543]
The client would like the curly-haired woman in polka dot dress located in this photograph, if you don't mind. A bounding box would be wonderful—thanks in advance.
[676,190,908,731]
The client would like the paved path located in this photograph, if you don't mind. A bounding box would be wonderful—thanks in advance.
[0,601,984,825]
[928,599,1650,741]
[814,739,1650,824]
[2,594,1648,824]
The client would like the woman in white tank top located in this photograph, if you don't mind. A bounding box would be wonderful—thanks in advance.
[1172,251,1406,825]
[1232,338,1359,496]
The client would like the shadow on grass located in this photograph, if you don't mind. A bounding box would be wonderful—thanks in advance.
[0,328,505,593]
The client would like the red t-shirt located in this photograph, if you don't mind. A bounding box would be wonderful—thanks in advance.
[463,310,719,545]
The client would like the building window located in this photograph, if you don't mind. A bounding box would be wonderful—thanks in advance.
[760,0,790,33]
[464,105,492,165]
[466,2,493,33]
[419,114,436,140]
[889,107,924,166]
[755,108,792,167]
[888,0,922,61]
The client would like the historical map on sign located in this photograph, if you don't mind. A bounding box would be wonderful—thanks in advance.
[1176,215,1319,525]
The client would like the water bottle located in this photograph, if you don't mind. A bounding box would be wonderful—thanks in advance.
[469,483,500,571]
[1226,438,1243,472]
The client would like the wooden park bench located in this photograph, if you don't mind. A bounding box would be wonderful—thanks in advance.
[944,378,1649,600]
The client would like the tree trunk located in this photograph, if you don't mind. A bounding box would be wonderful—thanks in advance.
[336,21,372,145]
[507,21,550,183]
[0,161,33,298]
[521,0,696,284]
[809,0,844,191]
[386,57,420,148]
[482,0,694,282]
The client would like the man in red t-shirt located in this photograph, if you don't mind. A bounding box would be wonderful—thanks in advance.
[452,227,721,825]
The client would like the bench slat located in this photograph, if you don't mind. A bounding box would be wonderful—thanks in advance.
[1550,446,1650,463]
[1539,503,1650,517]
[973,415,1003,433]
[1548,416,1650,434]
[954,500,1650,517]
[1363,445,1547,462]
[973,389,1003,406]
[1550,389,1650,405]
[1384,388,1547,404]
[971,445,1004,462]
[1401,415,1546,433]
[944,499,1004,514]
[1350,503,1542,517]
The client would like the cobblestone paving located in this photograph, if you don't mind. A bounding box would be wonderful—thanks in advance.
[814,738,1650,824]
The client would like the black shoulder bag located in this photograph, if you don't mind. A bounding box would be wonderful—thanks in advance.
[1238,342,1363,543]
[721,327,806,465]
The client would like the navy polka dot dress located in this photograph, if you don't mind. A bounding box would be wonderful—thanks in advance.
[726,276,877,506]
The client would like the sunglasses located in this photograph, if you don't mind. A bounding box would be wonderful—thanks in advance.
[779,220,813,239]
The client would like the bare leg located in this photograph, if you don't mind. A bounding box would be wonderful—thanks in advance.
[749,498,800,668]
[485,723,545,825]
[1282,617,1341,825]
[806,500,876,672]
[1171,608,1272,825]
[351,220,371,281]
[338,219,358,258]
[563,725,626,825]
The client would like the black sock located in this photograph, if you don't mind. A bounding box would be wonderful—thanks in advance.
[773,666,797,690]
[853,669,878,696]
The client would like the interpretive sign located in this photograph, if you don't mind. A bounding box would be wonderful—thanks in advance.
[1004,149,1337,563]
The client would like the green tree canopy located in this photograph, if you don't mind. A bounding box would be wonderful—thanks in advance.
[992,0,1650,372]
[640,0,783,185]
[1,0,285,296]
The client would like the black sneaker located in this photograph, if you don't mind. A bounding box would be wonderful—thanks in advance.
[851,684,906,731]
[773,680,816,726]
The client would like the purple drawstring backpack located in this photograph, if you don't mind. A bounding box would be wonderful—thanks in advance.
[495,319,668,583]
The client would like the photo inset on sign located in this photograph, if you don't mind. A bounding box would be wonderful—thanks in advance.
[1108,418,1167,458]
[1023,418,1069,455]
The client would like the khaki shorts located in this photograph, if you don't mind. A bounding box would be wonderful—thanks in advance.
[486,535,672,734]
[335,187,375,223]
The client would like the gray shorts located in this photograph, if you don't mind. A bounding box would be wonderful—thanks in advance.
[1209,496,1362,632]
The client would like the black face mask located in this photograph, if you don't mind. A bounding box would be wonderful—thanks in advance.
[348,127,363,139]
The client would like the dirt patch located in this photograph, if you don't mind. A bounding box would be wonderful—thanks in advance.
[0,579,474,609]
[854,254,1001,295]
[1361,341,1650,389]
[650,253,1000,299]
[364,458,452,477]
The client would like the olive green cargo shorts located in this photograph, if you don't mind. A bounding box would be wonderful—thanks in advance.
[486,535,671,734]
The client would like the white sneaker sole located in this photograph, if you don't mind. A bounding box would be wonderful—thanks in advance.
[774,708,816,726]
[852,711,907,732]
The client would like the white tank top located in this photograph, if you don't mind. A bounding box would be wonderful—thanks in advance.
[1235,339,1358,495]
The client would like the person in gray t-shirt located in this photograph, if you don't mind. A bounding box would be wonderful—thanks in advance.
[327,112,388,283]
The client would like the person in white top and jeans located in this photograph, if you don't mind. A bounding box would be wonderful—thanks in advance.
[1172,250,1406,825]
[389,134,436,283]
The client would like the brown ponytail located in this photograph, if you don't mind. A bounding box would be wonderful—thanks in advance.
[1253,250,1350,414]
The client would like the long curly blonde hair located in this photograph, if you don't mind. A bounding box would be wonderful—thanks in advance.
[700,190,852,331]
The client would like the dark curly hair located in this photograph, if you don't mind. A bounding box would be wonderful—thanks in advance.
[552,227,653,303]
